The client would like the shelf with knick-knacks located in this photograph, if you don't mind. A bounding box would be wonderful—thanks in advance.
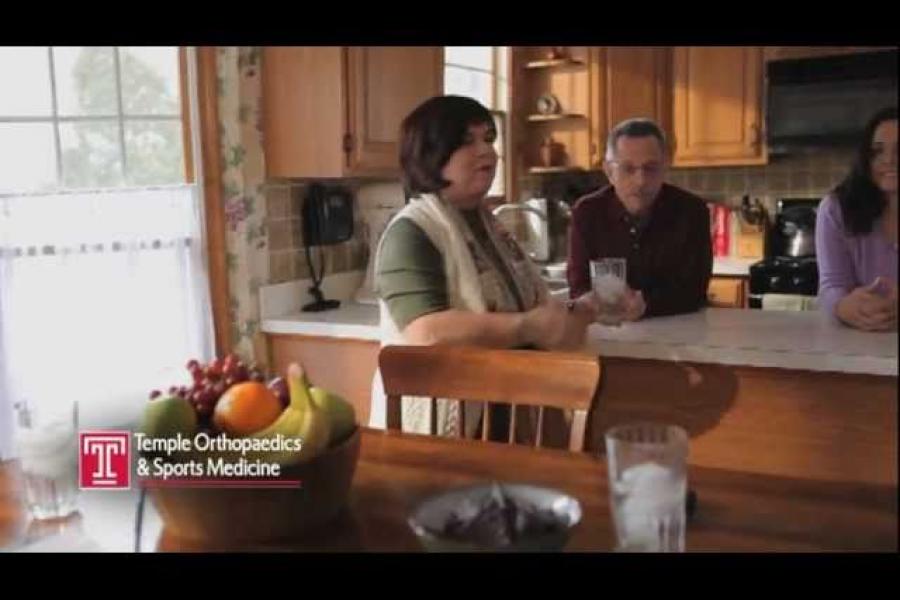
[525,57,587,69]
[527,113,587,122]
[514,47,593,176]
[524,47,585,69]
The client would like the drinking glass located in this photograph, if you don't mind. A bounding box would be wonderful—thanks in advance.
[13,400,80,520]
[605,423,688,552]
[590,258,627,325]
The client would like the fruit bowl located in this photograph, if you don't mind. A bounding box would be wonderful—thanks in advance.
[147,426,361,544]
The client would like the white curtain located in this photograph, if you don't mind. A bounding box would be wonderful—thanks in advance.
[0,185,214,455]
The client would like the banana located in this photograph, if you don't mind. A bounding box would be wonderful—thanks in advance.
[245,362,330,466]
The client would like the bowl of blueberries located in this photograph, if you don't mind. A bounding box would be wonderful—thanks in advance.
[408,481,582,552]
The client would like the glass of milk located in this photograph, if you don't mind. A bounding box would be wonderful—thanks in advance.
[13,400,80,520]
[590,258,627,325]
[604,423,688,552]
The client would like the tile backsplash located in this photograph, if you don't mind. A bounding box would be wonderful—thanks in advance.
[265,180,404,285]
[668,147,855,214]
[266,148,854,284]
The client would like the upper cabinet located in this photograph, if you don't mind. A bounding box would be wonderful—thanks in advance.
[594,47,672,159]
[672,47,766,167]
[262,47,443,179]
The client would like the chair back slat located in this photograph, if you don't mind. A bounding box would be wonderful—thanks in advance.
[379,345,602,452]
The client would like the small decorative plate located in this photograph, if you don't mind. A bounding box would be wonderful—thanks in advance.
[536,94,560,115]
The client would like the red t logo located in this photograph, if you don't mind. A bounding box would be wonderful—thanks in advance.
[79,432,131,489]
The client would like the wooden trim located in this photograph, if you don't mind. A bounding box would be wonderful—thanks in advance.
[178,47,194,183]
[195,47,231,357]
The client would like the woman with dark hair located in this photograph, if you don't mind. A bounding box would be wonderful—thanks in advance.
[816,106,897,331]
[369,95,596,435]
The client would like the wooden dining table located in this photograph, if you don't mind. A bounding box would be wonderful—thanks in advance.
[1,428,896,552]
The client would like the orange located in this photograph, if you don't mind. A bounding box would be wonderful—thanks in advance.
[213,382,282,436]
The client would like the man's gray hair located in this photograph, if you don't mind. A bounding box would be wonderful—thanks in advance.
[605,118,668,161]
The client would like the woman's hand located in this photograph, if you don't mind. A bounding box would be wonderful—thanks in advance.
[520,298,593,350]
[836,277,897,331]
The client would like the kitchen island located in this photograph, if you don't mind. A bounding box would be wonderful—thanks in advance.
[262,301,897,488]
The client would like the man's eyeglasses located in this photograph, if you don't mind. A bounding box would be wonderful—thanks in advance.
[607,161,664,178]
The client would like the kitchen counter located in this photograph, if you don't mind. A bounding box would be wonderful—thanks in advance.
[712,256,757,276]
[585,308,897,376]
[261,304,897,377]
[262,302,380,341]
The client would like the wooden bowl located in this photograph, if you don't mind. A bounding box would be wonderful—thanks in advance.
[148,427,361,543]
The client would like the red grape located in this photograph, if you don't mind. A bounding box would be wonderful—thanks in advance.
[268,377,289,408]
[149,390,162,400]
[233,364,249,382]
[186,359,200,372]
[195,399,213,417]
[223,376,237,389]
[249,366,265,382]
[212,381,226,398]
[168,385,180,395]
[203,367,220,381]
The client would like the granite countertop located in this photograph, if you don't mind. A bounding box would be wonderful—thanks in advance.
[583,308,897,376]
[261,302,897,377]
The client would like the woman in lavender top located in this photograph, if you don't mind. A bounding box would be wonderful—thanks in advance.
[816,107,897,331]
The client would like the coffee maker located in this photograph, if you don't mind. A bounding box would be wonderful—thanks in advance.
[748,198,821,309]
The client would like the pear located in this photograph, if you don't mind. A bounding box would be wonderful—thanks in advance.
[310,387,356,446]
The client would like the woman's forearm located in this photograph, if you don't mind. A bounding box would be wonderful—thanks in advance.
[402,309,527,348]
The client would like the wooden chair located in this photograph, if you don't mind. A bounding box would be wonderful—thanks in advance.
[378,345,602,452]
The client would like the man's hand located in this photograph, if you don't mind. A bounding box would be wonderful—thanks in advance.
[836,277,897,331]
[572,291,600,322]
[621,287,647,322]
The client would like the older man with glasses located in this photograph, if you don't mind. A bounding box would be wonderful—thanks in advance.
[566,118,713,320]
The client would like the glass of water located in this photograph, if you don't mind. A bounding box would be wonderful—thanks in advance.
[604,423,688,552]
[590,258,627,325]
[13,400,80,520]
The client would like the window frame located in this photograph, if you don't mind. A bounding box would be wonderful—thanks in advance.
[444,46,510,203]
[0,46,193,192]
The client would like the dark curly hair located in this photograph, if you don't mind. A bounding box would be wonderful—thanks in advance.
[399,95,495,197]
[832,106,897,235]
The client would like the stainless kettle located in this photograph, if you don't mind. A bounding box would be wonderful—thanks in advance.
[777,204,818,257]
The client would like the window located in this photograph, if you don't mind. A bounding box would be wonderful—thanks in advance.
[444,47,509,199]
[0,46,188,193]
[0,47,211,436]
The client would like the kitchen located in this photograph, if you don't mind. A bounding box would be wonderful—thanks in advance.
[0,46,896,553]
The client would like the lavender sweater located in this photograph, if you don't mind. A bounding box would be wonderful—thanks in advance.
[815,194,899,320]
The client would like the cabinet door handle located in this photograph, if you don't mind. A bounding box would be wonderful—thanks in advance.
[748,123,760,146]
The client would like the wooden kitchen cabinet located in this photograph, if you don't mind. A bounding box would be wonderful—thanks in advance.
[510,46,672,184]
[672,47,767,167]
[262,47,443,179]
[593,47,672,154]
[266,333,379,426]
[707,276,747,309]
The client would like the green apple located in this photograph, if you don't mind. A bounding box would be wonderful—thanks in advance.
[140,395,197,442]
[309,387,356,446]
